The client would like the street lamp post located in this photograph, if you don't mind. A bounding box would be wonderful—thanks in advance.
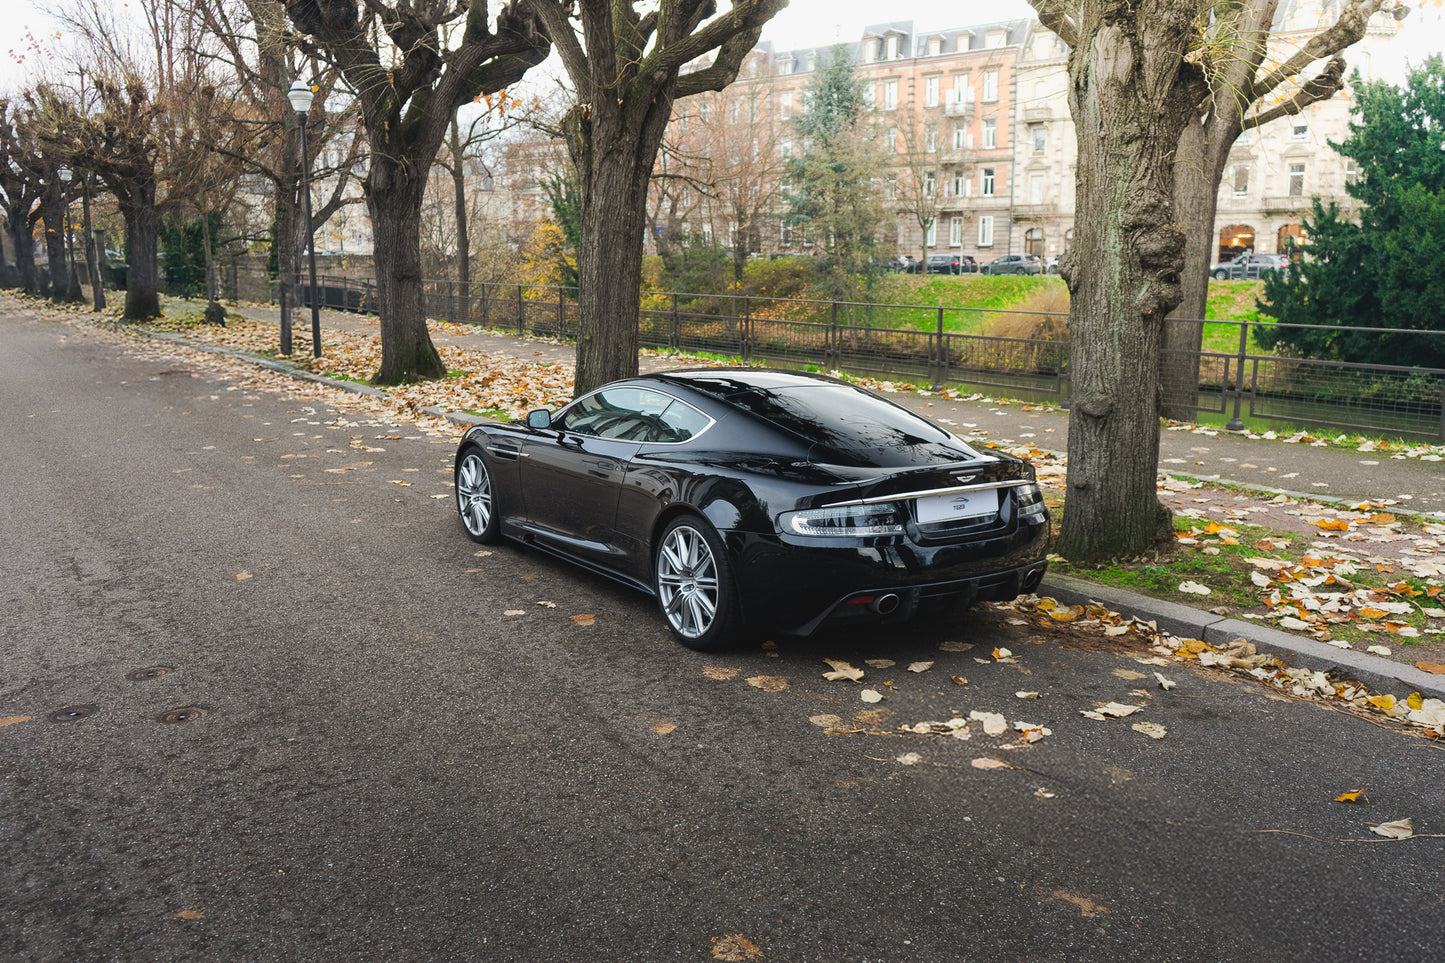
[288,80,322,358]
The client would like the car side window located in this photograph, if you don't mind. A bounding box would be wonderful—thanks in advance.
[559,387,707,443]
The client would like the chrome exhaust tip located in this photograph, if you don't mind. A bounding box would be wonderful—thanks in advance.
[872,593,901,615]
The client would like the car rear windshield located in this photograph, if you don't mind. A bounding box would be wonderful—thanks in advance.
[719,383,981,467]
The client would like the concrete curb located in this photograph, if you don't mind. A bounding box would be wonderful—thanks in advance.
[146,328,1445,702]
[1040,573,1445,701]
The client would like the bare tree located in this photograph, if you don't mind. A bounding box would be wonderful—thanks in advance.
[283,0,551,384]
[894,116,942,269]
[1028,0,1208,562]
[1160,0,1404,418]
[0,99,46,294]
[523,0,788,396]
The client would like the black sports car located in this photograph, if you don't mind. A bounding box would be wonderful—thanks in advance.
[454,369,1050,650]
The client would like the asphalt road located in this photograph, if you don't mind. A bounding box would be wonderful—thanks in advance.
[3,306,1443,962]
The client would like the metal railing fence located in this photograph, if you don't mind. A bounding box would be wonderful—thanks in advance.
[229,268,1445,442]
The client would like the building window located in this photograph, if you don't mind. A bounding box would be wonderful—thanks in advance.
[1291,118,1309,141]
[952,127,967,150]
[924,172,936,196]
[781,221,793,247]
[949,215,963,246]
[983,71,998,102]
[1232,166,1248,196]
[1288,163,1305,197]
[982,168,995,196]
[1030,174,1044,204]
[887,126,897,152]
[780,92,791,118]
[986,30,1006,48]
[978,215,994,247]
[885,35,899,60]
[780,137,792,159]
[1344,159,1359,184]
[929,37,942,56]
[925,77,939,108]
[925,125,937,152]
[863,40,876,64]
[884,81,898,110]
[982,120,996,149]
[952,75,968,104]
[1031,125,1045,153]
[925,219,936,247]
[778,60,793,76]
[1032,81,1047,107]
[952,172,967,196]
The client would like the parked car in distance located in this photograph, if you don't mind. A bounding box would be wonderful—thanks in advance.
[1210,253,1288,280]
[454,369,1051,651]
[981,254,1041,276]
[925,254,965,274]
[1044,255,1061,275]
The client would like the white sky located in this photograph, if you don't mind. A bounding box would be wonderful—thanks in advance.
[2,1,1440,94]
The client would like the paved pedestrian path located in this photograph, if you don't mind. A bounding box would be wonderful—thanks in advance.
[227,301,1445,519]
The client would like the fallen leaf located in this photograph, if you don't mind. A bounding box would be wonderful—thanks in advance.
[896,752,923,765]
[1178,580,1212,595]
[174,910,203,920]
[503,609,526,616]
[938,641,974,652]
[1416,661,1445,675]
[809,713,844,728]
[652,721,677,735]
[950,675,968,686]
[745,675,788,692]
[822,659,865,682]
[569,613,596,625]
[1112,669,1146,681]
[1370,817,1414,840]
[1334,788,1368,804]
[1368,694,1397,711]
[1366,645,1392,656]
[865,659,896,668]
[906,661,934,673]
[710,933,764,962]
[702,666,738,681]
[1154,673,1177,691]
[1131,722,1168,739]
[860,688,884,703]
[971,757,1010,770]
[1015,691,1042,699]
[235,571,252,581]
[992,647,1013,659]
[1086,702,1145,719]
[536,600,556,608]
[1034,787,1057,799]
[968,710,1008,736]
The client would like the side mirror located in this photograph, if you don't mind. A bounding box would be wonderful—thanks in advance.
[526,409,552,430]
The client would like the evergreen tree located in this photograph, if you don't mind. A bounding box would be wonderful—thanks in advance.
[1260,57,1445,368]
[785,45,884,303]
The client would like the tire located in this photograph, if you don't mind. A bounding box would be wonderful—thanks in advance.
[455,447,500,543]
[1213,269,1228,280]
[654,515,740,651]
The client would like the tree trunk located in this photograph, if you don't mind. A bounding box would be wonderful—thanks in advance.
[567,99,670,397]
[1056,10,1206,563]
[40,188,73,302]
[82,181,105,311]
[10,213,39,293]
[366,154,445,384]
[119,191,161,320]
[1159,121,1216,420]
[731,208,748,286]
[451,149,470,321]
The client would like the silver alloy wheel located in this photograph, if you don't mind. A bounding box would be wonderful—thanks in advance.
[456,452,493,536]
[656,523,720,640]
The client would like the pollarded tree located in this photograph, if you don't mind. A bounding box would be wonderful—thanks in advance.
[1029,0,1208,562]
[1259,56,1445,368]
[1159,0,1405,418]
[522,0,789,397]
[284,0,552,384]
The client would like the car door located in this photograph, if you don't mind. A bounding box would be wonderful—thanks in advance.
[517,386,673,565]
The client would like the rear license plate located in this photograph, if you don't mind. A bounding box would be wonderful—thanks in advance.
[915,488,1000,524]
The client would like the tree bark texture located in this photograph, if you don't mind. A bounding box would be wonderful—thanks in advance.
[40,186,74,302]
[119,191,161,320]
[8,211,39,293]
[82,181,105,311]
[1046,0,1207,562]
[367,154,446,383]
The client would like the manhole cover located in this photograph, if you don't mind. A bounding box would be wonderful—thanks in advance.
[127,666,174,681]
[48,704,99,722]
[158,706,208,725]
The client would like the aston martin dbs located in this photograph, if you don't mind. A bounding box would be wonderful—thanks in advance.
[454,369,1050,650]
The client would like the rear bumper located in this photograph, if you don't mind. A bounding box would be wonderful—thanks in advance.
[723,520,1050,635]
